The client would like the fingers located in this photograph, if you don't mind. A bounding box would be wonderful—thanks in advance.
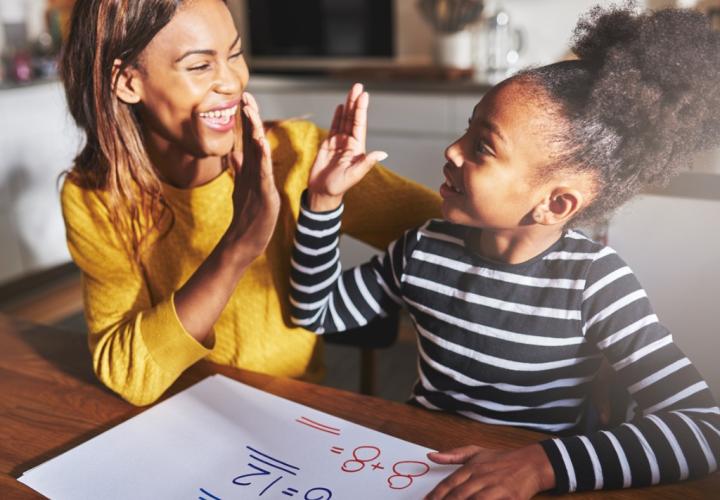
[342,83,363,136]
[427,446,482,465]
[352,91,369,151]
[424,467,473,500]
[330,104,343,136]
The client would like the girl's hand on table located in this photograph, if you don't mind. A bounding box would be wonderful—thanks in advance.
[307,83,388,212]
[425,444,555,500]
[227,91,280,256]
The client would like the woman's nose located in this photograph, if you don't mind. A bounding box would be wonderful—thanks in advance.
[214,61,243,95]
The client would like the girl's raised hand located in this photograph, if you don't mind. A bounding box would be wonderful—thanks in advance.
[307,83,388,211]
[227,92,281,256]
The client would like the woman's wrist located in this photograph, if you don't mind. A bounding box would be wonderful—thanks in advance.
[307,191,343,212]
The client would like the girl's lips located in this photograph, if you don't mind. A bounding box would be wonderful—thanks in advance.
[440,181,464,199]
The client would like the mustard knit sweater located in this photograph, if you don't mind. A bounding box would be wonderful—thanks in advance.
[61,120,441,406]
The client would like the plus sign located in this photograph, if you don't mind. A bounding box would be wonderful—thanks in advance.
[371,462,385,471]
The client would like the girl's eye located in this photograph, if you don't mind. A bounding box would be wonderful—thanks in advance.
[229,49,244,59]
[475,141,493,156]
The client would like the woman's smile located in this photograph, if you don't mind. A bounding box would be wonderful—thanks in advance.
[197,100,239,132]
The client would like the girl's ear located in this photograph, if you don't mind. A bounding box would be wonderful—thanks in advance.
[112,59,143,104]
[531,187,585,226]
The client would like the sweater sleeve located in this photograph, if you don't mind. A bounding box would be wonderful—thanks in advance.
[540,249,719,492]
[289,191,411,334]
[61,181,210,406]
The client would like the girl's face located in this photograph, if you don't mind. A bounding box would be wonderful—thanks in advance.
[133,0,248,158]
[440,79,561,230]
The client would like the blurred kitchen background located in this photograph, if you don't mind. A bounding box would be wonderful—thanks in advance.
[1,0,719,401]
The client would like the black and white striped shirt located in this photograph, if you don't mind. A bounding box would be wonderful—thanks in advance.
[289,197,720,492]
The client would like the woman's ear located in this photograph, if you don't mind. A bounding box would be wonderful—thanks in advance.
[112,58,142,104]
[531,187,585,226]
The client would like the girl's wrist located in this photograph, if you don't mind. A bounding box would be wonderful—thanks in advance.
[525,443,556,494]
[307,191,343,212]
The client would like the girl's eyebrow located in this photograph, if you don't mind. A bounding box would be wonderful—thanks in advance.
[174,33,242,62]
[479,120,507,146]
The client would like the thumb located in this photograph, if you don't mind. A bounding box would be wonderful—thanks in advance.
[427,445,482,464]
[347,150,387,184]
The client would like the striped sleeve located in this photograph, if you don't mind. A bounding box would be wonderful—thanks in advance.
[540,250,720,492]
[289,192,407,334]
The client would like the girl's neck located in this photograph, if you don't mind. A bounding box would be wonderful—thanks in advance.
[144,131,225,189]
[467,225,565,265]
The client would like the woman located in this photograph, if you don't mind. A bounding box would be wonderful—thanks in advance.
[59,0,440,405]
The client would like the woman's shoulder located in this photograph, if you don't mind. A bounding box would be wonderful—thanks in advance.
[60,174,113,227]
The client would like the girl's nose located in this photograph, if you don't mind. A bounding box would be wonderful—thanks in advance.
[444,140,463,168]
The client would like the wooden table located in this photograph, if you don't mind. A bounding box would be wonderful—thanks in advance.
[0,315,717,499]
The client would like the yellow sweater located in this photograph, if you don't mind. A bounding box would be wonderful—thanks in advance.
[61,120,441,406]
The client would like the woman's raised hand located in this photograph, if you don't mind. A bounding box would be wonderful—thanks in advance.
[307,83,388,211]
[227,92,281,256]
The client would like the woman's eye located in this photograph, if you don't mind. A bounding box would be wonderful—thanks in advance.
[188,63,211,72]
[229,50,244,59]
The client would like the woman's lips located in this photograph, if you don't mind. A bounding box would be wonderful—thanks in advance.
[198,103,238,132]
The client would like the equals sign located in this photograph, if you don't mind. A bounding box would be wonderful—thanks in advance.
[330,446,344,454]
[282,487,299,497]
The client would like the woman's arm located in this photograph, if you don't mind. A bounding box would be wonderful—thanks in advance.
[174,92,280,342]
[62,93,279,406]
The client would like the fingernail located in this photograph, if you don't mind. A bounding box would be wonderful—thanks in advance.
[377,152,388,162]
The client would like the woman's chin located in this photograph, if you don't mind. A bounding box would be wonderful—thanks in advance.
[199,136,235,158]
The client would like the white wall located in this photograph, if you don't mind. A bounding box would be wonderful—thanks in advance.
[609,194,720,396]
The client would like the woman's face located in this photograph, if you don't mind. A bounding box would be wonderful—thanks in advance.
[133,0,248,158]
[440,79,563,229]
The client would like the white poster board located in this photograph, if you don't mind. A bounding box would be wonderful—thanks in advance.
[19,375,458,499]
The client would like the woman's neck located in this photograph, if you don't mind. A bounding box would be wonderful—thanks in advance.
[467,225,565,265]
[144,130,224,189]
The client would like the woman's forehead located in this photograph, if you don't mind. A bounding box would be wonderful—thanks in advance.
[146,0,238,57]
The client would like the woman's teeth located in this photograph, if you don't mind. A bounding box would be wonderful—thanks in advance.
[199,105,238,124]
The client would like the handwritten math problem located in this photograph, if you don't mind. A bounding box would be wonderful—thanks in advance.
[196,415,434,498]
[20,375,457,500]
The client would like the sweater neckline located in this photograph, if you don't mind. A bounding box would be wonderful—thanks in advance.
[161,167,232,201]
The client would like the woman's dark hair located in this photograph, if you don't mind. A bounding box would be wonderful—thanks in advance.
[61,0,187,261]
[521,3,720,225]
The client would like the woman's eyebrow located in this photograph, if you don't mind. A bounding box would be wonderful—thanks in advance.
[174,34,242,62]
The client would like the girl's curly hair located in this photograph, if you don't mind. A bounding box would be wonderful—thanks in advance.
[521,3,720,225]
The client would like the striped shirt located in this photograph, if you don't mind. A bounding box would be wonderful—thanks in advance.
[289,198,720,492]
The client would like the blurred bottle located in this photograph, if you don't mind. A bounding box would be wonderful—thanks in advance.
[475,5,523,83]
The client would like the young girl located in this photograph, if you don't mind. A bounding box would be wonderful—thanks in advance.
[59,0,439,406]
[290,5,720,498]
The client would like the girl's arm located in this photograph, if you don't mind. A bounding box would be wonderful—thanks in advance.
[289,193,409,334]
[538,251,719,492]
[425,250,719,499]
